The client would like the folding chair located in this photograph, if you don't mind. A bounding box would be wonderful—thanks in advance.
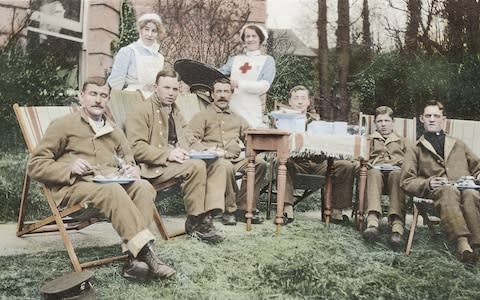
[13,103,169,272]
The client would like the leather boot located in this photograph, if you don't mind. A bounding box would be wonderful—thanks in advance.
[122,254,150,281]
[137,244,176,279]
[457,236,475,263]
[363,212,380,242]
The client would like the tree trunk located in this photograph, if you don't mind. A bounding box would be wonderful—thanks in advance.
[444,0,466,61]
[317,0,332,120]
[336,0,350,121]
[405,0,421,54]
[361,0,373,60]
[465,0,480,54]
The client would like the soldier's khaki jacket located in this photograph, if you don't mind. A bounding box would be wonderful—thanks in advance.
[125,93,189,178]
[27,110,134,205]
[400,134,480,198]
[186,104,249,162]
[369,131,412,166]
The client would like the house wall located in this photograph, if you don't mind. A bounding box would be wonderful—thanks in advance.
[0,0,266,79]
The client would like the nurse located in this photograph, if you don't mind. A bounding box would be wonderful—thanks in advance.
[218,24,276,128]
[108,13,166,98]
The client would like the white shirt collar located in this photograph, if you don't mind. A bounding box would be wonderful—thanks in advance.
[137,39,160,54]
[245,49,262,56]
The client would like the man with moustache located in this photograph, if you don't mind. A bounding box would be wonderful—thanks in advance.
[125,70,229,242]
[186,78,267,225]
[401,100,480,262]
[28,77,176,280]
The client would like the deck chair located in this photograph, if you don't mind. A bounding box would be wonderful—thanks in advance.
[13,103,169,272]
[405,118,480,255]
[264,102,326,220]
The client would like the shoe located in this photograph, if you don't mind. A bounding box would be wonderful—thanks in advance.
[363,226,380,242]
[283,205,294,225]
[187,214,225,243]
[457,237,476,263]
[137,245,176,279]
[121,257,150,281]
[331,215,350,225]
[389,232,403,249]
[235,209,264,224]
[221,212,237,225]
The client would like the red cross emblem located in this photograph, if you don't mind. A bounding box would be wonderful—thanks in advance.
[239,62,252,73]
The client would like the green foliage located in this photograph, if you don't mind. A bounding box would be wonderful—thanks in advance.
[268,55,317,111]
[353,52,480,120]
[0,39,77,152]
[110,0,138,55]
[0,153,49,222]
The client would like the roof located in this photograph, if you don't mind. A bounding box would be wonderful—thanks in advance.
[269,29,316,57]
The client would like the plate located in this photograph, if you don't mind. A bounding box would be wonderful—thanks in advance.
[189,151,218,160]
[372,164,401,171]
[93,177,136,184]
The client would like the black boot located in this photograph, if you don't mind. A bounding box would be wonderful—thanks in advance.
[186,213,225,243]
[121,254,150,281]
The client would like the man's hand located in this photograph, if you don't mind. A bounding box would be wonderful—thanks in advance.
[429,177,449,189]
[168,148,190,163]
[121,164,140,179]
[71,159,93,176]
[208,146,225,158]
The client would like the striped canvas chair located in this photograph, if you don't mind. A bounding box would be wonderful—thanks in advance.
[13,103,170,272]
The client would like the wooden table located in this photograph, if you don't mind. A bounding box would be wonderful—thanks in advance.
[245,128,290,233]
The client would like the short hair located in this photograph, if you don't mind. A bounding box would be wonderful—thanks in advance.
[82,77,110,93]
[289,85,310,98]
[374,106,394,120]
[241,25,266,44]
[137,18,166,42]
[155,69,180,84]
[424,100,446,116]
[212,77,233,92]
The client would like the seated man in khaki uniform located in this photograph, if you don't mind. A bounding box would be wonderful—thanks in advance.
[186,78,267,225]
[401,100,480,262]
[126,70,230,243]
[284,85,357,223]
[362,106,413,248]
[28,77,175,280]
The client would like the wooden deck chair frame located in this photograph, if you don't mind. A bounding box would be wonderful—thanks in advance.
[13,103,170,272]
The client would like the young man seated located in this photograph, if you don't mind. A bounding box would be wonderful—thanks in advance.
[283,85,357,223]
[362,106,412,248]
[186,78,267,225]
[28,77,175,280]
[125,70,230,243]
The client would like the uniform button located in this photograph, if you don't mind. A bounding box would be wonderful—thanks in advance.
[158,144,162,148]
[222,131,225,134]
[158,121,162,124]
[160,132,163,136]
[155,170,159,173]
[156,110,160,113]
[223,140,226,144]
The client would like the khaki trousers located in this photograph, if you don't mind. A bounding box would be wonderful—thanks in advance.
[148,158,228,216]
[431,185,480,242]
[365,169,406,222]
[285,158,358,209]
[225,156,267,212]
[65,179,156,256]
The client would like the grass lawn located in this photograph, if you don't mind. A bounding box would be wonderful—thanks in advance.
[1,211,480,299]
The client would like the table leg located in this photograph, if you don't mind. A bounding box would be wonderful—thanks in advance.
[357,160,368,230]
[275,159,287,234]
[245,155,256,231]
[323,157,334,225]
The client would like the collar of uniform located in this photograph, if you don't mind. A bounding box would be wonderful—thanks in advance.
[79,109,114,137]
[245,49,262,56]
[150,93,179,114]
[371,131,399,142]
[136,39,160,54]
[210,103,232,114]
